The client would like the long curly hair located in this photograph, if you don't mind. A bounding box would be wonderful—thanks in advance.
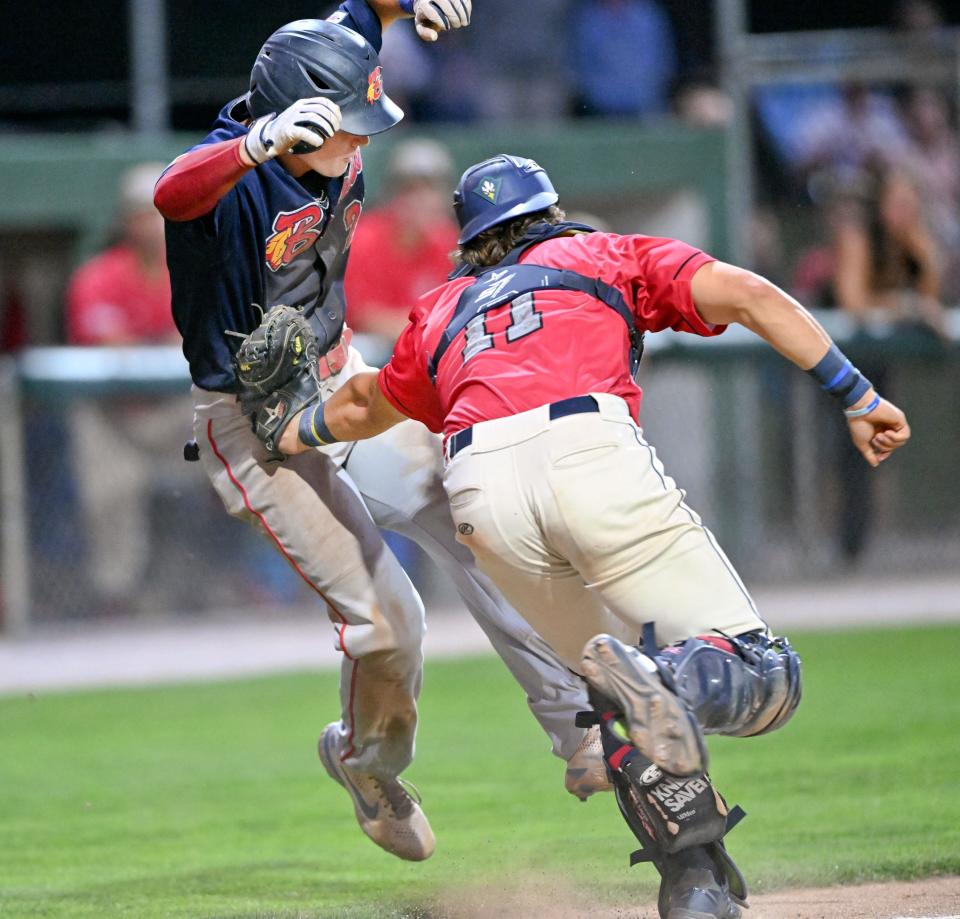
[453,205,567,268]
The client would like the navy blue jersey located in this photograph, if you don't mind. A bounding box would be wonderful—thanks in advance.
[164,0,381,392]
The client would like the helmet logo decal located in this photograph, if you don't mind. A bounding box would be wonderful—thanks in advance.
[473,176,501,204]
[366,66,383,104]
[264,203,326,272]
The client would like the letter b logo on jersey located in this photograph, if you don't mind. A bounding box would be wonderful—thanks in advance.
[265,203,325,272]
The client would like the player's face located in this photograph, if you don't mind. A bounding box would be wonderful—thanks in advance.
[286,131,369,178]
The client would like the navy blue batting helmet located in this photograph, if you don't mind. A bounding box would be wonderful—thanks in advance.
[247,19,403,137]
[453,155,559,244]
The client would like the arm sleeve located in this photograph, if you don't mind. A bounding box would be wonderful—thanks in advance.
[377,317,446,432]
[617,235,724,337]
[154,139,252,222]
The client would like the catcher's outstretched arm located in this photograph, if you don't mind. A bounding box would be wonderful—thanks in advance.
[691,260,911,467]
[279,372,407,454]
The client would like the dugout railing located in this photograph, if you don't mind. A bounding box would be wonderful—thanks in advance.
[2,317,958,634]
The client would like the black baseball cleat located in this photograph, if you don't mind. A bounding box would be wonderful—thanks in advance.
[657,845,744,919]
[580,634,708,777]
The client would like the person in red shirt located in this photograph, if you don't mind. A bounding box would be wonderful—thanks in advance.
[344,138,459,340]
[268,155,910,918]
[66,163,176,346]
[65,162,190,614]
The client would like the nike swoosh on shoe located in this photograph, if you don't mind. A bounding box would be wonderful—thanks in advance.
[323,729,380,820]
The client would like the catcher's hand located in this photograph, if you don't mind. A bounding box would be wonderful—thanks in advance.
[243,97,342,164]
[413,0,471,41]
[234,305,322,453]
[846,396,910,467]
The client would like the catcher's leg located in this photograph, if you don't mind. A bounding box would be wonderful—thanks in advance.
[648,628,802,738]
[194,392,433,860]
[584,701,748,919]
[346,418,606,778]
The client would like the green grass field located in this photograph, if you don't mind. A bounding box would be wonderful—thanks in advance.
[1,623,959,919]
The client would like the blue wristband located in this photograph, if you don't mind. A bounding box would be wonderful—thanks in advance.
[298,401,340,447]
[807,344,873,409]
[399,0,415,13]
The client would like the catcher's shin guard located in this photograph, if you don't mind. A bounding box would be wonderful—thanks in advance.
[647,625,802,737]
[580,633,708,776]
[576,704,748,919]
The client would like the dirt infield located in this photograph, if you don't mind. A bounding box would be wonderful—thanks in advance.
[734,875,960,918]
[425,875,960,918]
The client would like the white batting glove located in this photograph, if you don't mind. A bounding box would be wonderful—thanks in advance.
[413,0,472,42]
[243,97,342,165]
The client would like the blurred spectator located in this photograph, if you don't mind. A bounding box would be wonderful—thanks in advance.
[461,0,572,121]
[898,86,960,301]
[66,162,191,616]
[797,83,910,196]
[828,162,948,563]
[66,164,174,346]
[832,162,949,338]
[673,79,733,129]
[402,27,482,123]
[569,0,678,119]
[893,0,948,40]
[377,21,440,121]
[345,139,458,341]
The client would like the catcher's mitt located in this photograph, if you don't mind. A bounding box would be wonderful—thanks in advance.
[234,305,322,453]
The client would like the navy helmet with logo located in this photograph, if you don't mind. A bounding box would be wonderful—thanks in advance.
[247,19,403,137]
[453,154,559,244]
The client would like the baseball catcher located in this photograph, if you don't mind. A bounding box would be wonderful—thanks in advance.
[265,154,910,917]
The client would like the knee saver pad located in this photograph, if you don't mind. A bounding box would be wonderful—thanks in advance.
[656,632,802,737]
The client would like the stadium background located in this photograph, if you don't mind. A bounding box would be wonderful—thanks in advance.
[1,3,959,918]
[1,0,958,629]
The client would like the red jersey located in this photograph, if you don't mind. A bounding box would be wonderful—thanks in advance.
[378,231,722,437]
[344,205,458,333]
[66,244,175,345]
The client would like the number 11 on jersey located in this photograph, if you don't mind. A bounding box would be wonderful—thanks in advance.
[462,293,544,364]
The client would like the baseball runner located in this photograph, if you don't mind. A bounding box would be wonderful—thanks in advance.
[154,7,607,864]
[267,155,911,917]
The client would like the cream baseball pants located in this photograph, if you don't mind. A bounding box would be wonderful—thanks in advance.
[443,393,767,674]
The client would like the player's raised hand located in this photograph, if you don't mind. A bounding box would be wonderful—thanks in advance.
[243,97,342,164]
[846,397,911,467]
[413,0,471,42]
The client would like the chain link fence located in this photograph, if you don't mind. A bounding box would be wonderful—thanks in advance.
[2,323,958,633]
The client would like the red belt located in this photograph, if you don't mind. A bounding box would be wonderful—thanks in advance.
[317,327,353,380]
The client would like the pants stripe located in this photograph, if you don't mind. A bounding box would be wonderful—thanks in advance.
[205,417,359,757]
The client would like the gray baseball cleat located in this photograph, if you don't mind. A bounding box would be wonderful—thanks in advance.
[580,634,708,777]
[318,722,436,861]
[564,724,613,800]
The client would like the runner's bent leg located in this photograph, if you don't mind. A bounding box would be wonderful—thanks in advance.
[194,390,424,779]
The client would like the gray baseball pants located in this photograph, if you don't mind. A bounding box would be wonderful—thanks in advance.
[192,347,589,779]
